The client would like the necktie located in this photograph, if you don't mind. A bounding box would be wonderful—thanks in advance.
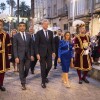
[23,33,26,41]
[23,33,27,58]
[32,34,35,41]
[45,31,48,39]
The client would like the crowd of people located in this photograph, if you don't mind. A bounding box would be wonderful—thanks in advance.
[0,18,99,92]
[91,32,100,63]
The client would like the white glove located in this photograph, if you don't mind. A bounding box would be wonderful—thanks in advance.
[84,50,89,55]
[8,56,11,60]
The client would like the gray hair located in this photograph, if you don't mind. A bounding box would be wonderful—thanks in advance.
[41,19,49,24]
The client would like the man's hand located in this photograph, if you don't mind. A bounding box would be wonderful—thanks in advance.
[37,54,40,61]
[52,53,56,58]
[58,58,61,63]
[70,58,74,68]
[31,56,34,61]
[91,57,94,63]
[15,58,19,64]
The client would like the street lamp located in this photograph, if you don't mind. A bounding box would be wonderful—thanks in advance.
[72,0,77,22]
[72,0,77,33]
[72,0,75,22]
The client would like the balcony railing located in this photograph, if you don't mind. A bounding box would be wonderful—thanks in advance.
[58,6,68,17]
[94,3,100,11]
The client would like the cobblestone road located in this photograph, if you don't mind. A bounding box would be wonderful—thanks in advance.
[0,63,100,100]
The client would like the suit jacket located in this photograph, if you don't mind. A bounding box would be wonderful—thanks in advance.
[0,31,11,73]
[54,36,63,54]
[31,34,37,55]
[35,29,55,57]
[13,32,34,60]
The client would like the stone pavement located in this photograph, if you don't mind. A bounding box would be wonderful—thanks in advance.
[0,63,100,100]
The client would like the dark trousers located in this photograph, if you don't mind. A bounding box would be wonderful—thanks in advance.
[40,54,52,84]
[18,59,30,85]
[0,73,5,86]
[30,55,37,72]
[54,53,58,68]
[77,70,88,80]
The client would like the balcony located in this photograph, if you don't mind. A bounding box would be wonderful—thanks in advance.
[94,2,100,12]
[58,6,68,17]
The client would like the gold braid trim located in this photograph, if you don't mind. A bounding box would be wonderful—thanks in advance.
[0,30,6,35]
[76,34,83,49]
[0,50,4,53]
[74,67,92,71]
[0,30,11,73]
[74,44,79,48]
[0,67,11,73]
[74,34,92,71]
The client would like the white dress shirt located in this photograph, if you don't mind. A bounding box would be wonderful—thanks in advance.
[43,29,48,38]
[31,34,35,41]
[20,32,26,40]
[59,36,61,40]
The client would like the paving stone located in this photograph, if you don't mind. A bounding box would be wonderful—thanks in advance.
[0,63,100,100]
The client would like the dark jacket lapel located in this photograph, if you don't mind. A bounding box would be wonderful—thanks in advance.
[18,33,23,42]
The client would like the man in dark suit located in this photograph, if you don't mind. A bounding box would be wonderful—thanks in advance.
[35,19,55,88]
[29,27,37,74]
[54,29,63,69]
[13,22,34,90]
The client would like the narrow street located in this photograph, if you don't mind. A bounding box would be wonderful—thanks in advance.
[0,63,100,100]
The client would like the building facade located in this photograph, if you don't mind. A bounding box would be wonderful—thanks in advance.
[34,0,100,35]
[68,0,92,33]
[46,0,68,31]
[89,0,100,36]
[34,0,48,32]
[34,0,68,32]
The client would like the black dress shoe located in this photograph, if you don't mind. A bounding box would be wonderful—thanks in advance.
[22,84,26,90]
[0,86,6,91]
[31,71,34,74]
[41,83,46,88]
[54,67,57,69]
[82,78,89,83]
[45,78,49,83]
[79,80,83,84]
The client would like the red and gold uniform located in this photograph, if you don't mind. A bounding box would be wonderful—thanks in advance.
[74,33,92,71]
[0,30,11,86]
[74,33,92,83]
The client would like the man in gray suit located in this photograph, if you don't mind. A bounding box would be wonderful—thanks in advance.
[13,22,34,90]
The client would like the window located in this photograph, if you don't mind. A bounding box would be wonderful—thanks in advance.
[54,4,57,15]
[96,0,100,3]
[64,24,68,30]
[63,0,66,6]
[48,7,51,17]
[70,1,73,17]
[76,0,85,15]
[53,23,57,27]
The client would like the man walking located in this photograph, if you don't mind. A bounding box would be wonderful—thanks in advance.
[54,29,63,69]
[35,19,55,88]
[0,19,11,91]
[29,27,37,74]
[74,23,92,84]
[13,22,34,90]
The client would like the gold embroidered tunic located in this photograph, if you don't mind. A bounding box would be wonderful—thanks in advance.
[74,34,92,71]
[0,30,11,73]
